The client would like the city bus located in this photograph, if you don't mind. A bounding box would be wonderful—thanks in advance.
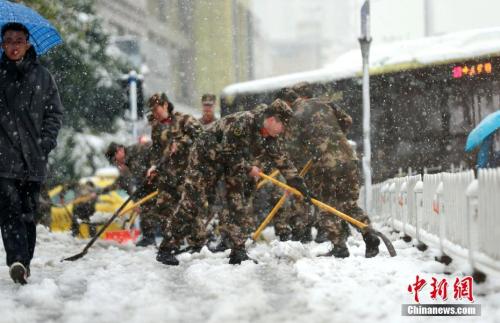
[221,28,500,182]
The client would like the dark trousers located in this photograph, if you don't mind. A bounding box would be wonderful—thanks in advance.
[0,178,41,267]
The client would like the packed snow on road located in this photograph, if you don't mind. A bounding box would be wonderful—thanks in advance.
[0,224,499,323]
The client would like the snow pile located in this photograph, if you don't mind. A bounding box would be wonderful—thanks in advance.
[0,225,499,323]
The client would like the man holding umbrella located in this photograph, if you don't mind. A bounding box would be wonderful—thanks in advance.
[0,21,63,284]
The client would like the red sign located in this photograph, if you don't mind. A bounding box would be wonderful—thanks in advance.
[407,275,475,303]
[452,62,492,78]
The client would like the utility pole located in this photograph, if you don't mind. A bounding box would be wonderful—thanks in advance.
[128,70,138,139]
[423,0,433,37]
[359,0,372,213]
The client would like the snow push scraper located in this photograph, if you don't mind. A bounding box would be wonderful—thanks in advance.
[257,171,397,257]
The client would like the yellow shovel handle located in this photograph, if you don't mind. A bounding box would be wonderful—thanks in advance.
[118,191,159,217]
[258,172,368,230]
[252,160,313,241]
[256,169,280,190]
[252,194,288,240]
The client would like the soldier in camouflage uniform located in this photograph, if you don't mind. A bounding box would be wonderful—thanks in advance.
[270,89,308,242]
[146,93,204,250]
[156,99,311,266]
[285,84,380,258]
[199,93,218,127]
[105,140,158,246]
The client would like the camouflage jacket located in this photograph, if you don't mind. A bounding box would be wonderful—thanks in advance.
[287,98,357,167]
[150,112,202,167]
[205,108,298,180]
[151,112,203,189]
[198,115,218,128]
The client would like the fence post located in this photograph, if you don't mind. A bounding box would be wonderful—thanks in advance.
[381,183,389,223]
[400,181,411,242]
[465,179,486,282]
[389,182,396,230]
[414,179,427,251]
[433,181,452,264]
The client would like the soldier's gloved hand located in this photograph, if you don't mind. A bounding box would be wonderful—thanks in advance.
[248,166,262,179]
[287,176,313,204]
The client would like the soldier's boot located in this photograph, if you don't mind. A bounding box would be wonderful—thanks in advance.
[315,227,329,243]
[211,237,230,253]
[274,227,291,241]
[190,245,204,253]
[156,249,180,266]
[300,226,313,243]
[278,232,291,242]
[291,229,301,242]
[9,262,28,285]
[229,248,258,265]
[363,231,380,258]
[291,228,312,243]
[319,242,350,258]
[136,234,156,247]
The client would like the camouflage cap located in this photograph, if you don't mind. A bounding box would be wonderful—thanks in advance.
[201,93,216,106]
[264,99,294,124]
[275,87,299,104]
[148,93,169,109]
[292,81,313,99]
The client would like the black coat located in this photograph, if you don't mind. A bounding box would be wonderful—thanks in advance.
[0,48,63,181]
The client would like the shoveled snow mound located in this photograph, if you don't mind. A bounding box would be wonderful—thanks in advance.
[0,226,499,323]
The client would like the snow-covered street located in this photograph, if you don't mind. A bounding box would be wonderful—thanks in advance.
[1,225,499,323]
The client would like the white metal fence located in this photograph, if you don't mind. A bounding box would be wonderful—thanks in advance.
[367,168,500,276]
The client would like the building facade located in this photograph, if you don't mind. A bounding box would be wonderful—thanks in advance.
[95,0,254,107]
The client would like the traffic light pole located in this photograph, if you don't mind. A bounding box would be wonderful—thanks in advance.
[359,0,372,213]
[128,70,138,139]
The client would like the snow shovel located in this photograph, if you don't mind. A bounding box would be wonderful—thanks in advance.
[62,188,158,261]
[257,172,397,257]
[252,160,313,241]
[120,191,159,229]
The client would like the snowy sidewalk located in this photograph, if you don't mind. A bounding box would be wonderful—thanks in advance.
[0,226,499,323]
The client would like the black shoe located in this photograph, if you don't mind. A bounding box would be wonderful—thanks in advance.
[190,245,203,253]
[136,235,156,247]
[315,229,329,243]
[229,249,257,265]
[156,249,180,266]
[9,262,28,285]
[291,228,312,243]
[300,229,313,243]
[278,232,291,242]
[363,231,380,258]
[290,230,301,241]
[210,240,229,253]
[319,244,350,258]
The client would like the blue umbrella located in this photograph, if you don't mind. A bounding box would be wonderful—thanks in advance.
[0,0,63,55]
[465,110,500,152]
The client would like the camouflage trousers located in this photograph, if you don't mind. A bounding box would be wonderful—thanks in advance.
[217,175,255,250]
[274,198,313,238]
[138,198,160,237]
[156,176,207,251]
[158,139,217,252]
[160,138,255,252]
[309,159,371,246]
[272,171,313,239]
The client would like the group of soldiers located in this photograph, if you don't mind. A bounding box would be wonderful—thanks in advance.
[104,83,381,266]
